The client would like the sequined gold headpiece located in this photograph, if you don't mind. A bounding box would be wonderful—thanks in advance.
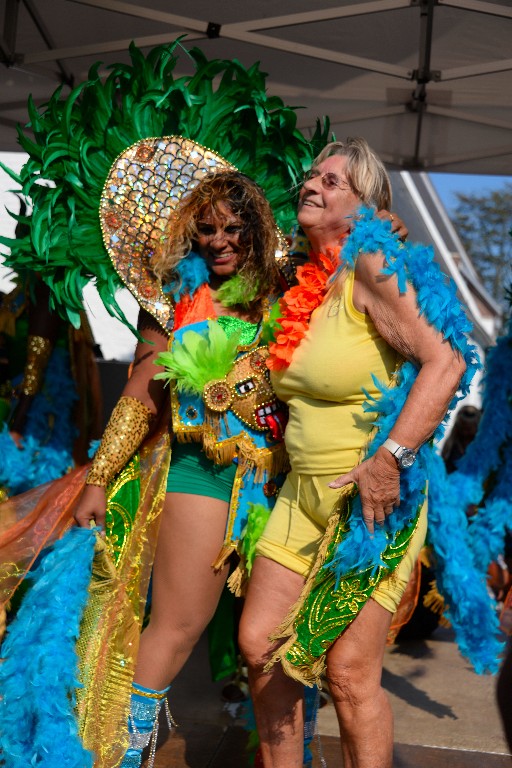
[100,136,235,331]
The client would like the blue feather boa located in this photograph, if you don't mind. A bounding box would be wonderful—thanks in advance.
[448,317,512,568]
[425,314,512,670]
[0,347,77,495]
[326,209,501,672]
[162,250,210,302]
[0,527,97,767]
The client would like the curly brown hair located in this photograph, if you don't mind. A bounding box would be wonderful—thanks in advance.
[152,171,281,311]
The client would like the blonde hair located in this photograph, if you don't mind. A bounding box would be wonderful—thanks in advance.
[314,138,392,210]
[152,171,280,310]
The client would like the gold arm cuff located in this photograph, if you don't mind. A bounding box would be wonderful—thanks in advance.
[86,396,153,487]
[21,335,53,396]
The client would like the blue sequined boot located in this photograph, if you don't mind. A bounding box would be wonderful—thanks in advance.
[304,684,326,768]
[120,682,173,768]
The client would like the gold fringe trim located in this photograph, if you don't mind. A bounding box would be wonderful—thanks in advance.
[203,433,238,466]
[174,430,202,444]
[0,599,9,642]
[238,440,290,483]
[263,487,352,687]
[226,562,248,597]
[211,543,236,572]
[204,409,222,437]
[419,545,432,569]
[423,580,451,627]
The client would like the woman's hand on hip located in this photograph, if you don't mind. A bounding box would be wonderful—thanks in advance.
[74,484,107,533]
[329,448,400,533]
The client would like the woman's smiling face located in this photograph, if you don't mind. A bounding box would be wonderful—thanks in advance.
[196,202,244,278]
[297,154,361,245]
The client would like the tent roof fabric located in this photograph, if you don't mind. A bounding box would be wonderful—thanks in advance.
[1,0,511,172]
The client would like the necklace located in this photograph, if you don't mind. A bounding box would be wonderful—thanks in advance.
[267,241,345,371]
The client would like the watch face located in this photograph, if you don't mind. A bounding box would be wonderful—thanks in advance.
[398,449,416,469]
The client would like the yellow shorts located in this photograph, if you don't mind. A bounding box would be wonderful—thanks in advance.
[256,470,428,614]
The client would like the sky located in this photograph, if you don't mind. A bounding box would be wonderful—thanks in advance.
[429,173,512,213]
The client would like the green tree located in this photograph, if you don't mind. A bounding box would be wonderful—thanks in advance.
[452,184,512,309]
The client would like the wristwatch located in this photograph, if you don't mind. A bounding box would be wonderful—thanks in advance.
[382,438,417,470]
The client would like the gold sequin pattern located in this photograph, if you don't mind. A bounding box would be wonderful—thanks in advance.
[76,428,171,767]
[86,396,152,487]
[21,335,52,396]
[268,490,423,686]
[104,455,140,565]
[100,136,235,332]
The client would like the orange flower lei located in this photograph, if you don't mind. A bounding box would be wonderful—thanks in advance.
[267,243,344,371]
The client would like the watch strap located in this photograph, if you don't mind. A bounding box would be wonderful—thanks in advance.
[382,438,402,457]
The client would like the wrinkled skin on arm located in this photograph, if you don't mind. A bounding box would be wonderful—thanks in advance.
[329,252,466,532]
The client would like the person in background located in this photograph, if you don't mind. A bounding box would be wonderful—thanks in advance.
[0,267,102,499]
[441,405,481,475]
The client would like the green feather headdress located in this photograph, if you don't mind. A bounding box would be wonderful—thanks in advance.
[0,40,329,331]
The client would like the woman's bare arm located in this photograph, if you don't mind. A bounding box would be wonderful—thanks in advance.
[74,310,170,530]
[330,252,466,531]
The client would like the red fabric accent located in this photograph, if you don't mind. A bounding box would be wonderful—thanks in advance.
[174,283,215,330]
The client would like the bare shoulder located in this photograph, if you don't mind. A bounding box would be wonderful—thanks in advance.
[352,249,403,315]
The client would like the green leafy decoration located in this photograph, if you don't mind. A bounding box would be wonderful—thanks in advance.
[0,40,329,329]
[154,319,241,395]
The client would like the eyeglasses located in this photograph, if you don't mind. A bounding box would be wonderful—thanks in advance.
[303,169,352,192]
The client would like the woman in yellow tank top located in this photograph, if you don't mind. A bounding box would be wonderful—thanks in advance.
[239,138,473,768]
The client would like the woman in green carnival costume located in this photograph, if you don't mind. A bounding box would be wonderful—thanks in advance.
[0,41,348,768]
[74,168,292,767]
[238,138,487,768]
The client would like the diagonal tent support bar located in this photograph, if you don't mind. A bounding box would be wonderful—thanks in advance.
[420,143,512,168]
[1,0,19,63]
[219,29,411,78]
[41,0,413,79]
[439,0,512,19]
[23,32,205,64]
[298,105,408,132]
[70,0,411,30]
[441,59,512,81]
[22,0,74,86]
[68,0,209,32]
[428,105,512,131]
[221,1,411,31]
[0,115,20,129]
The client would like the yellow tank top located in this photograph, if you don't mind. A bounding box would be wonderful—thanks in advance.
[271,269,401,475]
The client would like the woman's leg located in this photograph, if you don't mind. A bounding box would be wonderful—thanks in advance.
[239,555,306,768]
[134,491,230,690]
[326,598,393,768]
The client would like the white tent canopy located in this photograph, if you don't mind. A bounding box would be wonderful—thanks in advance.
[0,0,511,173]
